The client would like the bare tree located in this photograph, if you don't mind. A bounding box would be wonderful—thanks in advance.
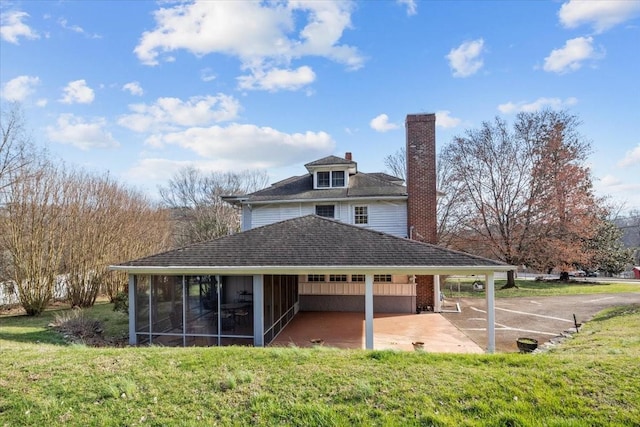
[441,110,602,287]
[1,104,34,194]
[159,167,268,246]
[384,147,406,182]
[0,159,67,315]
[60,170,171,306]
[384,147,464,246]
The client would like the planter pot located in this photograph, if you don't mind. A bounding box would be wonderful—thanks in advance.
[412,341,425,351]
[516,337,538,353]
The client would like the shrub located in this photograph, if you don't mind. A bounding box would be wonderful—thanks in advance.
[113,292,128,314]
[51,309,104,342]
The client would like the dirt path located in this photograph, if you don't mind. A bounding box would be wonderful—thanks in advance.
[441,293,640,352]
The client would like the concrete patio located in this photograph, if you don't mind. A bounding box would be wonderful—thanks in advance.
[269,311,484,353]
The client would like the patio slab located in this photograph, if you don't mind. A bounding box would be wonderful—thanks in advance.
[269,311,484,353]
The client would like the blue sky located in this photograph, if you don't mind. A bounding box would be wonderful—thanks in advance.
[1,0,639,212]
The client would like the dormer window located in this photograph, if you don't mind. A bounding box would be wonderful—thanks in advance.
[317,171,330,188]
[332,171,345,187]
[315,170,346,189]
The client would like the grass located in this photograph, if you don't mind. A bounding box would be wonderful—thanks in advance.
[1,302,639,426]
[443,278,640,298]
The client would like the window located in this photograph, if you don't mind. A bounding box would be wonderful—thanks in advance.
[354,206,368,224]
[351,274,364,282]
[332,171,345,187]
[329,274,347,282]
[315,170,346,189]
[315,205,335,218]
[374,274,392,282]
[307,275,325,282]
[317,171,330,188]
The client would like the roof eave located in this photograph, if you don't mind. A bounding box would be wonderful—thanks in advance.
[109,264,515,276]
[242,195,408,205]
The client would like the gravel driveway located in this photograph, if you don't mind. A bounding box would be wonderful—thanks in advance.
[441,292,640,352]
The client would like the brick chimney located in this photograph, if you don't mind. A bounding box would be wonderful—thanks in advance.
[345,152,352,161]
[406,113,437,309]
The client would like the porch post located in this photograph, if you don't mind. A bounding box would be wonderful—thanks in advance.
[365,274,374,350]
[128,274,136,345]
[433,274,441,312]
[253,275,264,347]
[485,272,496,353]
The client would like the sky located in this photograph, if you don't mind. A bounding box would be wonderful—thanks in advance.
[1,0,639,213]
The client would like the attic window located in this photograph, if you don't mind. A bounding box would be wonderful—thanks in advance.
[315,170,346,189]
[317,171,330,187]
[332,171,345,187]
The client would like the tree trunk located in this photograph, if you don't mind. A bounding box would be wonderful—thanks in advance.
[500,270,518,289]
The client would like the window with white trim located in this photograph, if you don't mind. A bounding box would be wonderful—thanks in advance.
[307,275,325,282]
[351,274,364,282]
[332,171,345,187]
[315,170,346,189]
[317,171,330,188]
[315,205,335,218]
[329,274,347,282]
[354,206,368,224]
[374,274,392,282]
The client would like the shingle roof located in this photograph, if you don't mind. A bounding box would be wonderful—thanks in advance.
[114,215,510,271]
[304,155,356,167]
[242,172,407,202]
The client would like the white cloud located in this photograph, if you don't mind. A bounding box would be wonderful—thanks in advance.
[498,97,578,114]
[435,110,462,129]
[60,79,95,104]
[36,99,48,107]
[134,1,363,78]
[618,144,640,168]
[370,114,399,132]
[58,18,101,38]
[446,39,485,78]
[46,114,119,150]
[237,65,316,92]
[155,123,335,168]
[397,0,417,16]
[1,75,40,102]
[0,10,39,44]
[118,94,241,133]
[122,81,144,96]
[559,0,640,33]
[543,36,602,74]
[200,68,217,82]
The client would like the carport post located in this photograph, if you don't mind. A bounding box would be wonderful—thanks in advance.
[365,274,374,349]
[485,272,495,353]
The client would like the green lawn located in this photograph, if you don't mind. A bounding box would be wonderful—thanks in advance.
[443,278,640,298]
[1,302,639,426]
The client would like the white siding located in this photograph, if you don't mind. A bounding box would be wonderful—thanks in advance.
[248,200,407,237]
[349,201,407,237]
[251,203,313,228]
[241,206,252,231]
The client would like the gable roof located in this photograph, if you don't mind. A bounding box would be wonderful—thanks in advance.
[112,215,513,275]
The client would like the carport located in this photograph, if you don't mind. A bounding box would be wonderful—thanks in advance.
[112,215,514,352]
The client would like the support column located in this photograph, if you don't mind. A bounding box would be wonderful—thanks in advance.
[253,275,264,347]
[485,273,496,353]
[128,275,136,345]
[365,274,374,350]
[433,275,441,312]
